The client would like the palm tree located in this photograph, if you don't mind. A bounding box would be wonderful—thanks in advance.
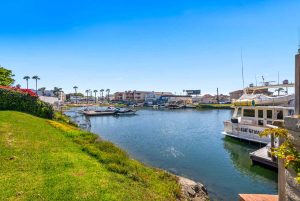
[85,89,90,104]
[275,88,285,96]
[32,75,40,94]
[93,90,98,103]
[73,86,78,104]
[58,88,63,101]
[53,87,62,97]
[106,89,110,102]
[39,87,46,96]
[23,76,30,89]
[100,89,104,101]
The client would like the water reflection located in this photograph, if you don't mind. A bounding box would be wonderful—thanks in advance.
[223,136,278,182]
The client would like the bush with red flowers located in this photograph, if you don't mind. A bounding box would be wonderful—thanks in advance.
[0,86,54,119]
[0,86,37,97]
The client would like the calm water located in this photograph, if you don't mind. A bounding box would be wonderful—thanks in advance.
[66,108,277,201]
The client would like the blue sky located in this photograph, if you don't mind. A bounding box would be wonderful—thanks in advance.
[0,0,299,95]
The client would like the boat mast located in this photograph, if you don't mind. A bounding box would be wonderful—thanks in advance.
[241,48,245,94]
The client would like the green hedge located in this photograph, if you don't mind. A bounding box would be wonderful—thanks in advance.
[0,89,54,119]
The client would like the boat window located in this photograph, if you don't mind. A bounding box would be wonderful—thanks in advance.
[236,108,242,117]
[288,110,294,116]
[258,120,264,126]
[243,109,255,117]
[258,110,263,118]
[267,110,273,119]
[276,110,283,120]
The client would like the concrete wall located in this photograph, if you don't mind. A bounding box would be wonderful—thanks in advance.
[282,116,300,201]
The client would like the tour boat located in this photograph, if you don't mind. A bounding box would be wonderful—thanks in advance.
[223,105,294,144]
[224,82,295,144]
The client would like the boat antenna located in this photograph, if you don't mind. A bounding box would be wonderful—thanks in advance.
[240,48,245,92]
[298,27,300,53]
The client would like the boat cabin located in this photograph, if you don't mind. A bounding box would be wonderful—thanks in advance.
[232,106,294,127]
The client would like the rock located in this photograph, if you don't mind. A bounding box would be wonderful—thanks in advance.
[187,187,196,197]
[177,176,209,201]
[195,183,208,194]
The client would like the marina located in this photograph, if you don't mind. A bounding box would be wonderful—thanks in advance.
[2,1,300,200]
[66,108,278,201]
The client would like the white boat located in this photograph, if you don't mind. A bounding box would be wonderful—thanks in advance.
[223,105,294,144]
[233,94,294,106]
[115,108,137,115]
[82,110,116,116]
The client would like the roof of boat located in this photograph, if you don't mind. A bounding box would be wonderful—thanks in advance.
[233,105,294,109]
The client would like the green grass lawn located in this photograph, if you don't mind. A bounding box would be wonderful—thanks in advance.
[0,111,180,201]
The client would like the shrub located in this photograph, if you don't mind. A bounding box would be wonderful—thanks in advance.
[0,87,54,119]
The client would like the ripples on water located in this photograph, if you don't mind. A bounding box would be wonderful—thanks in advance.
[66,108,278,201]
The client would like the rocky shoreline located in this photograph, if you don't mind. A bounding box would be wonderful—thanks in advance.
[177,176,209,201]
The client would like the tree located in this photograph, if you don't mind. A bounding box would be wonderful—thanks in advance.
[93,90,98,103]
[275,88,285,96]
[106,89,110,102]
[100,89,104,101]
[53,87,62,97]
[0,66,15,86]
[32,75,40,94]
[73,86,78,104]
[23,76,30,89]
[39,87,46,96]
[85,89,90,104]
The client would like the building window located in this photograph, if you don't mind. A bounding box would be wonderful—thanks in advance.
[267,110,273,119]
[243,109,255,117]
[258,110,263,118]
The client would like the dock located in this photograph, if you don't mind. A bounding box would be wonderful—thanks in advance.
[250,145,278,169]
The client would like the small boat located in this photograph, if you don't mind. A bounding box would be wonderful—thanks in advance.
[167,104,183,109]
[115,109,137,115]
[104,106,118,112]
[185,104,196,108]
[82,110,116,116]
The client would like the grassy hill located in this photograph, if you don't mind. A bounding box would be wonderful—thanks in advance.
[0,111,180,201]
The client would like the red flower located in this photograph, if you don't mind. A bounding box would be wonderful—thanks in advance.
[0,86,37,97]
[286,155,296,162]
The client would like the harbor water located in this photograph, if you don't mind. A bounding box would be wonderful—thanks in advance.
[66,108,277,201]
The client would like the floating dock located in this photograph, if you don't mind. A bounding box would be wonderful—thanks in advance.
[250,145,278,169]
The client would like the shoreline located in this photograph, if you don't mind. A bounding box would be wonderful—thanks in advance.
[177,176,209,201]
[64,111,210,200]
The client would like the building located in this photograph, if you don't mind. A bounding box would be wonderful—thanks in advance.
[199,94,216,104]
[157,95,192,105]
[114,91,173,104]
[144,92,173,105]
[37,89,66,104]
[229,90,244,101]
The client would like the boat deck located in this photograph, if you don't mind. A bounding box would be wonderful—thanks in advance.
[250,145,278,169]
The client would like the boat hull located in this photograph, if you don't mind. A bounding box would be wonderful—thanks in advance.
[82,111,116,116]
[223,121,270,144]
